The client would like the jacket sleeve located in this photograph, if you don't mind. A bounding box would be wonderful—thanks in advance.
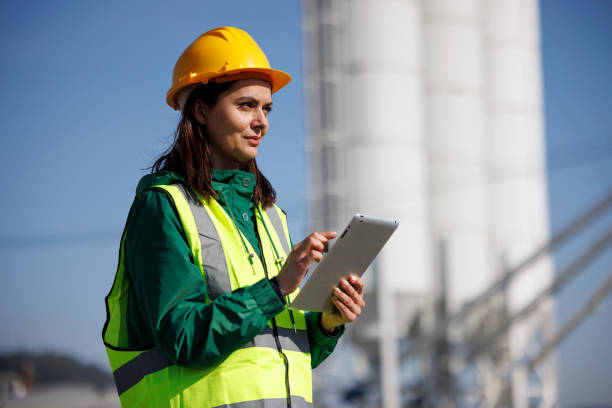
[124,189,285,366]
[305,312,345,369]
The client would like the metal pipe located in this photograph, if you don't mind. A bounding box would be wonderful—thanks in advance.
[467,226,612,360]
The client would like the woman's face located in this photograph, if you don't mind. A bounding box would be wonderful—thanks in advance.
[196,78,273,170]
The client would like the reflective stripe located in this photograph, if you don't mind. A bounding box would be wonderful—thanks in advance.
[265,206,291,256]
[176,184,232,300]
[113,324,309,397]
[113,348,173,396]
[213,396,312,408]
[242,326,309,354]
[108,184,313,404]
[114,327,308,397]
[276,326,309,354]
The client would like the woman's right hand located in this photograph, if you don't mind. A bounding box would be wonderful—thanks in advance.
[275,231,337,296]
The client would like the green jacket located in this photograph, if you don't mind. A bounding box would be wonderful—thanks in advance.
[122,170,342,368]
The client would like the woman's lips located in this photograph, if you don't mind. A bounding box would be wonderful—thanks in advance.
[245,136,261,146]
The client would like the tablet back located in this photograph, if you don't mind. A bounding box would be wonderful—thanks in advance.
[290,214,399,312]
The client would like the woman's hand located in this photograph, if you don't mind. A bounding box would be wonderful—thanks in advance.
[276,231,337,296]
[320,275,365,333]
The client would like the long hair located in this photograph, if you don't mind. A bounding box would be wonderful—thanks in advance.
[152,82,277,207]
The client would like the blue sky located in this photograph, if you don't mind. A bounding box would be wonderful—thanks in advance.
[541,0,612,405]
[0,0,305,368]
[0,1,610,406]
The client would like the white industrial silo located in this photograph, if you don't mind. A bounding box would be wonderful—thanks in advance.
[485,1,558,405]
[303,3,431,404]
[302,0,556,406]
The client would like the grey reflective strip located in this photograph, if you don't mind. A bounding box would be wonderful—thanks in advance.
[213,396,312,408]
[242,326,310,354]
[176,184,232,300]
[265,206,291,256]
[276,326,310,354]
[113,348,173,396]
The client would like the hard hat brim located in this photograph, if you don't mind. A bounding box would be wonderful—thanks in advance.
[166,67,291,111]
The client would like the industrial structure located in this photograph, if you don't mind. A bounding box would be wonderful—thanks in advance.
[302,0,560,406]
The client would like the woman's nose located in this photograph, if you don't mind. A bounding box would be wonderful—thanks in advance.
[252,108,268,132]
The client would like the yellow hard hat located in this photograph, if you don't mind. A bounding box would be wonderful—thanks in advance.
[166,26,292,110]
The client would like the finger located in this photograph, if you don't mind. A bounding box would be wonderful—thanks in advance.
[333,285,351,304]
[322,231,338,239]
[310,232,331,253]
[310,231,329,242]
[304,240,325,256]
[310,231,336,252]
[348,275,364,296]
[322,240,330,253]
[332,296,356,323]
[312,232,334,253]
[311,250,324,263]
[318,231,336,252]
[340,279,365,309]
[339,278,360,304]
[296,236,322,258]
[333,286,362,317]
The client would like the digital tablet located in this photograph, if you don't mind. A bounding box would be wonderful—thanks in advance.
[290,214,399,312]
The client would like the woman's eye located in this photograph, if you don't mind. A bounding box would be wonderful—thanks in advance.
[239,102,254,108]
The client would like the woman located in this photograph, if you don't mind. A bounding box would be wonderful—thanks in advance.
[102,27,365,407]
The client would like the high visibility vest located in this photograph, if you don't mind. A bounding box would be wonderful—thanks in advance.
[102,183,312,407]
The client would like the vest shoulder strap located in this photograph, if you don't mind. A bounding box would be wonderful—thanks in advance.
[265,204,292,256]
[151,184,206,286]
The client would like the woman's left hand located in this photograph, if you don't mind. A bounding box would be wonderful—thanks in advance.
[320,275,365,333]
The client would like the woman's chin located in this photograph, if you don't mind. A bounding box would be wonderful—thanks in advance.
[213,150,258,169]
[238,148,259,162]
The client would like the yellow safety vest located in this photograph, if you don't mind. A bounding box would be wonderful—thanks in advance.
[103,183,312,407]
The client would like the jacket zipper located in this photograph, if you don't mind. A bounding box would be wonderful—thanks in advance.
[255,225,292,408]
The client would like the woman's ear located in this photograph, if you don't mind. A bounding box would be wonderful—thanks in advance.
[193,99,209,125]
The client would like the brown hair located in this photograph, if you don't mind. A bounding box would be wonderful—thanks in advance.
[152,82,277,207]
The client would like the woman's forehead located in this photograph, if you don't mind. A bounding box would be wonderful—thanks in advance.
[225,79,273,100]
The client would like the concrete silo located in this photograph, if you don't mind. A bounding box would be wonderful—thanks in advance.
[302,0,556,407]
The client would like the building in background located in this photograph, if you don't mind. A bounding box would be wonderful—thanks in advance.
[302,0,557,406]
